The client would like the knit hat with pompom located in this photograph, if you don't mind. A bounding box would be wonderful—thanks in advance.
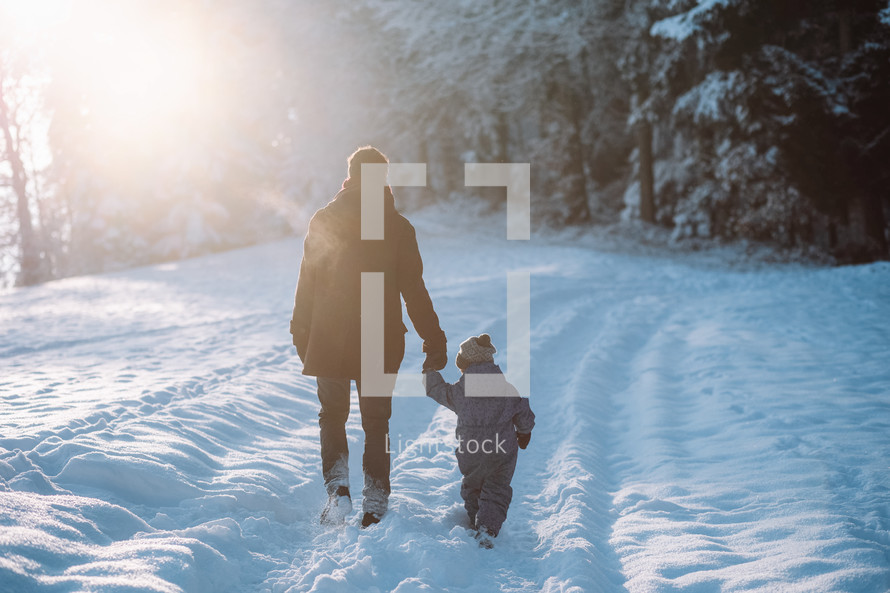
[456,334,497,371]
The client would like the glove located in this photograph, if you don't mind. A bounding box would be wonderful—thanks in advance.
[422,350,448,372]
[516,432,531,450]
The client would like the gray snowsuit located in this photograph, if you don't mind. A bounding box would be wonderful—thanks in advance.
[423,362,535,536]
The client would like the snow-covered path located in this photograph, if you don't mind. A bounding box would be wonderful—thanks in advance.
[2,219,889,593]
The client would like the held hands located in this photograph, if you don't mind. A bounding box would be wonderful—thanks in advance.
[422,350,448,372]
[516,432,531,450]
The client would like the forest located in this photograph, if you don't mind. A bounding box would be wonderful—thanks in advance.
[2,0,889,287]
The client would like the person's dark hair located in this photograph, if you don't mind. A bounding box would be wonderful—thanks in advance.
[347,146,388,179]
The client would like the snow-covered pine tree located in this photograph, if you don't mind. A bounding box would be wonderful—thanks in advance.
[645,0,889,258]
[361,0,626,224]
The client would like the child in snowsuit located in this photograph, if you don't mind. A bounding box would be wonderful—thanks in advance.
[422,333,535,548]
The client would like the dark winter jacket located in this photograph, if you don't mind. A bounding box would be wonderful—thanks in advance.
[291,178,446,379]
[423,362,535,455]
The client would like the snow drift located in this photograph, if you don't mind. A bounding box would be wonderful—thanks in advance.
[2,216,889,592]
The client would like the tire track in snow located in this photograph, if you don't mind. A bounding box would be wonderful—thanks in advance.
[0,239,329,591]
[2,343,295,451]
[3,338,322,518]
[2,334,334,591]
[606,300,757,591]
[521,277,677,593]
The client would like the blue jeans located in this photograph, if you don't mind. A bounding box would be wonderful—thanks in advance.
[316,377,392,514]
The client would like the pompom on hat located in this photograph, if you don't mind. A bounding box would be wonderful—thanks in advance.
[456,334,497,371]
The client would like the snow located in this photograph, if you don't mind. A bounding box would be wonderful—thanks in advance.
[2,210,890,592]
[673,70,745,125]
[650,0,730,41]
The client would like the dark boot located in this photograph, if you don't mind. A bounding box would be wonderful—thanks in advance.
[361,511,382,528]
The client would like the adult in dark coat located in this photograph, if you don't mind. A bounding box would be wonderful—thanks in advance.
[290,146,447,527]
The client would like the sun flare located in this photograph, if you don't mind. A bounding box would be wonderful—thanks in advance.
[5,0,211,153]
[67,4,208,143]
[1,0,70,35]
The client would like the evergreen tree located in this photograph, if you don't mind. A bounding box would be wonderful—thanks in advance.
[646,0,889,257]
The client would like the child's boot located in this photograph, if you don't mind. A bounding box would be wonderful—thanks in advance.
[475,524,495,549]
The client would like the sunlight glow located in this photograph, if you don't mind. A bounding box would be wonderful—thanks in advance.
[58,3,209,147]
[4,0,213,158]
[2,0,71,35]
